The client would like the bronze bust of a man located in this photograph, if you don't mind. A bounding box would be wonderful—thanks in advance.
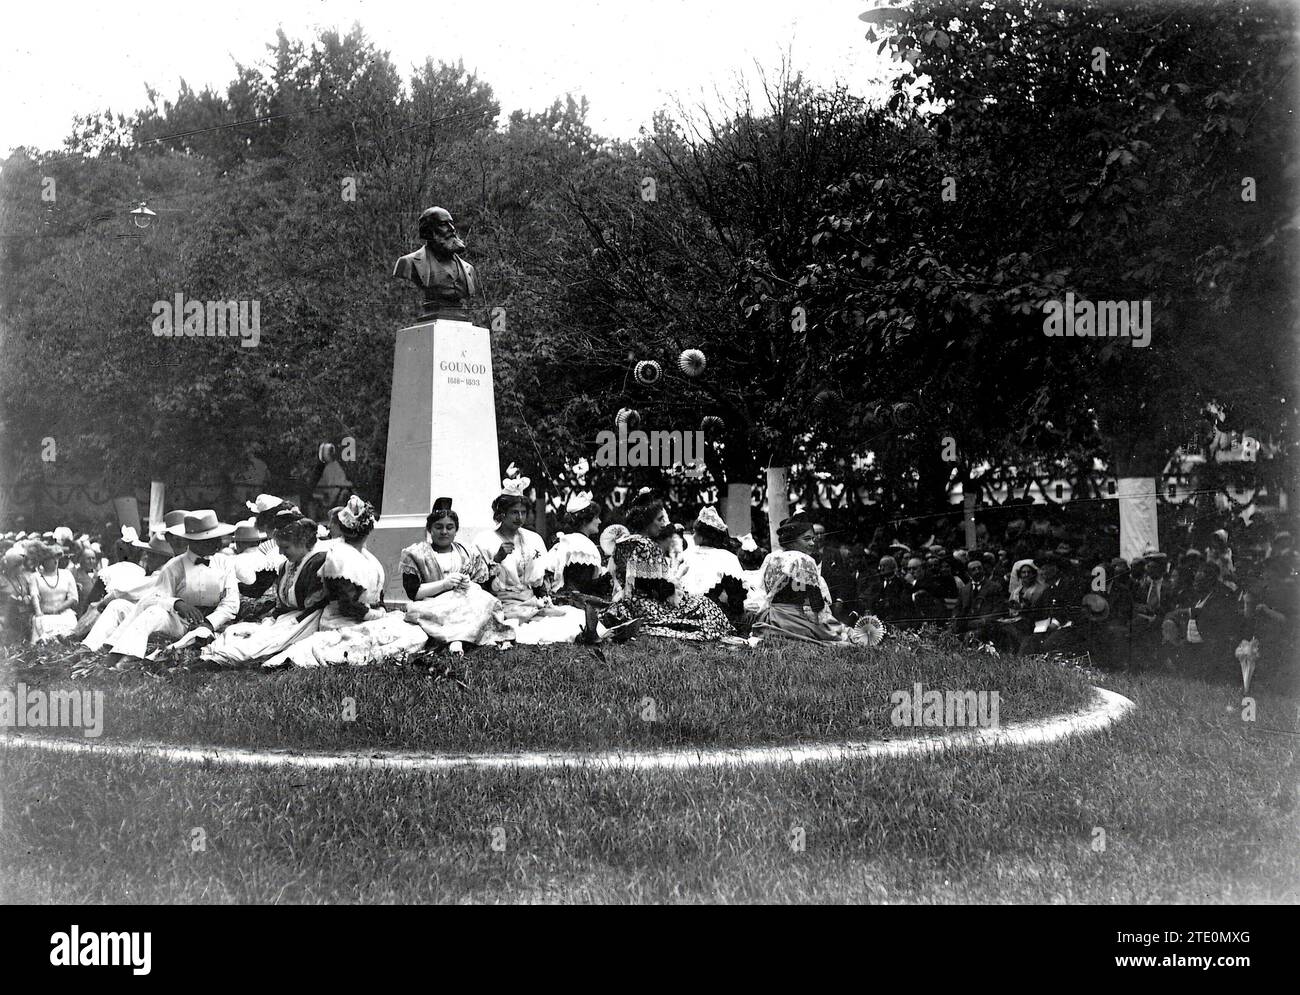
[393,207,480,320]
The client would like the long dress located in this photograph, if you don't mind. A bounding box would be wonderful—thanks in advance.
[750,550,847,644]
[30,568,80,642]
[262,542,426,668]
[544,531,614,602]
[201,549,328,666]
[400,540,515,647]
[605,535,733,640]
[474,527,587,644]
[679,544,748,623]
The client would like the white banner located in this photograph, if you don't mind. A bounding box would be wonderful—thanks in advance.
[149,481,166,536]
[1117,476,1159,562]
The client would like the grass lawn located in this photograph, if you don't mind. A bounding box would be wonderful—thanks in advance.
[1,637,1296,903]
[0,636,1089,752]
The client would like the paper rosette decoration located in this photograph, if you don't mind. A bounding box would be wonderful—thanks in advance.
[616,407,641,430]
[891,401,919,428]
[700,415,725,434]
[633,359,662,385]
[850,614,885,647]
[678,349,707,377]
[812,389,838,410]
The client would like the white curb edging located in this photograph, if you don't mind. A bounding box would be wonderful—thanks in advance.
[0,687,1134,774]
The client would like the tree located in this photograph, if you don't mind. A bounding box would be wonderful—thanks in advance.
[834,0,1299,554]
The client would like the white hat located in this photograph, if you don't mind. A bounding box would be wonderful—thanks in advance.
[565,491,595,514]
[500,463,531,498]
[694,506,728,535]
[246,493,283,515]
[167,509,237,541]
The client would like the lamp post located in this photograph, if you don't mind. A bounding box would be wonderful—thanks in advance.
[128,202,156,229]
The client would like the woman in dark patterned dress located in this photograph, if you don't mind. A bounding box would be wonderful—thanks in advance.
[604,493,733,641]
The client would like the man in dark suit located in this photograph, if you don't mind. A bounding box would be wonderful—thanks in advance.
[393,207,480,319]
[1168,562,1241,670]
[956,557,1004,635]
[865,555,911,622]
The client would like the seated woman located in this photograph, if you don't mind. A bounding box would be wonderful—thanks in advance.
[603,492,733,641]
[29,544,81,643]
[751,518,848,644]
[544,493,613,603]
[474,470,586,645]
[262,497,426,668]
[994,559,1047,651]
[201,516,329,667]
[680,506,749,628]
[400,498,514,656]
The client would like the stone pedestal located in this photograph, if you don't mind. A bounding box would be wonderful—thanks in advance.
[370,319,501,603]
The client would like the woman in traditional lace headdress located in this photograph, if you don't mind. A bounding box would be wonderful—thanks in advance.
[401,498,514,655]
[263,497,426,667]
[201,516,329,666]
[603,492,733,641]
[679,506,748,626]
[545,492,613,603]
[750,517,849,644]
[473,466,587,645]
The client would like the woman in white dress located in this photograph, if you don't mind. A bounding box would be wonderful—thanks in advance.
[400,498,514,655]
[544,492,613,603]
[201,516,329,666]
[473,468,586,645]
[262,497,426,668]
[29,544,80,642]
[679,506,748,627]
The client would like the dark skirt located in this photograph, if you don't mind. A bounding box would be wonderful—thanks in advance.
[752,603,844,644]
[606,592,733,641]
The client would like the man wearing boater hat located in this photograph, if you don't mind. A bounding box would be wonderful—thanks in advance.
[80,510,240,669]
[160,509,191,556]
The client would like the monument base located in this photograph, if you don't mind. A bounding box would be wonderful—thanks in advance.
[372,319,501,604]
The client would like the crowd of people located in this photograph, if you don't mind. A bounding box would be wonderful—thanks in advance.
[815,510,1297,676]
[0,470,870,671]
[1,476,1294,686]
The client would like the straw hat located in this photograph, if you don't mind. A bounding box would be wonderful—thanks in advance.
[142,533,173,556]
[167,510,236,541]
[231,519,265,544]
[1080,592,1110,622]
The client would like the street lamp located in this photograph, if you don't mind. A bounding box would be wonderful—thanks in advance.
[860,7,905,25]
[129,202,157,229]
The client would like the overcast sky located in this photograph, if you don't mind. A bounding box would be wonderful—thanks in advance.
[2,0,892,155]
